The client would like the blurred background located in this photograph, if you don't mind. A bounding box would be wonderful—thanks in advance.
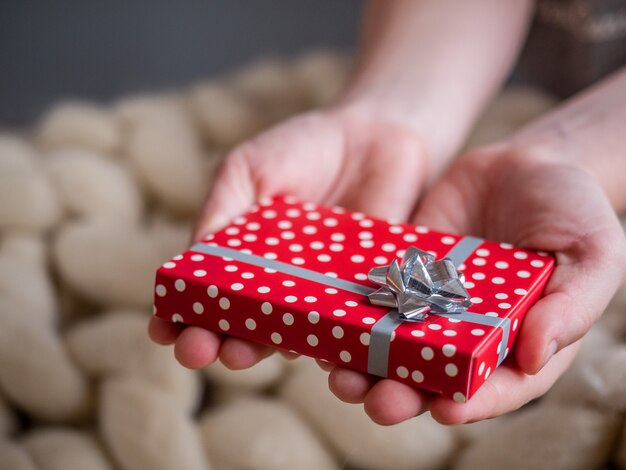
[0,2,625,470]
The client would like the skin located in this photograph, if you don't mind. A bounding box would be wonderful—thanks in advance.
[150,0,626,425]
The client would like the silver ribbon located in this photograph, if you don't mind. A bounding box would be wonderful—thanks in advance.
[367,246,472,321]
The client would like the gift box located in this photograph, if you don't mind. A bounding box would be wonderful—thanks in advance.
[154,197,554,401]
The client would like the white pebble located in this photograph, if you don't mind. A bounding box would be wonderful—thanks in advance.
[0,137,61,231]
[200,397,337,470]
[99,377,210,470]
[280,358,454,470]
[66,311,200,412]
[454,404,620,470]
[21,428,113,470]
[44,149,143,223]
[36,102,121,153]
[0,307,89,422]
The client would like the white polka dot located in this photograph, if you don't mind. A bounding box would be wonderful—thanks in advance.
[277,220,292,230]
[207,285,218,298]
[498,302,511,309]
[163,261,176,269]
[358,231,373,241]
[470,297,483,304]
[351,254,365,263]
[306,334,319,346]
[332,326,344,339]
[442,344,456,357]
[389,225,403,234]
[471,328,485,336]
[173,254,183,260]
[225,227,239,235]
[242,233,257,242]
[421,347,434,360]
[531,259,545,268]
[464,281,475,289]
[514,288,528,295]
[190,254,204,262]
[382,243,396,252]
[403,233,418,242]
[359,219,374,228]
[325,272,338,278]
[225,265,238,272]
[218,319,230,331]
[291,257,305,265]
[286,208,301,218]
[428,323,442,330]
[323,217,339,227]
[303,202,317,211]
[514,251,528,259]
[330,233,345,242]
[411,330,425,337]
[412,370,424,383]
[172,313,183,323]
[333,309,347,317]
[513,318,519,331]
[245,318,256,330]
[310,241,324,250]
[374,256,388,265]
[485,367,492,379]
[475,248,490,257]
[329,243,344,252]
[302,225,317,235]
[360,240,374,249]
[478,362,485,376]
[261,302,273,314]
[351,211,364,220]
[445,364,458,377]
[517,270,531,278]
[495,293,508,300]
[495,261,509,269]
[246,222,260,231]
[448,318,461,323]
[472,272,486,280]
[271,332,282,344]
[360,332,370,345]
[233,216,246,225]
[241,249,252,255]
[472,258,486,266]
[308,311,320,324]
[284,295,297,303]
[441,236,456,245]
[325,287,338,294]
[317,254,331,262]
[492,277,505,284]
[262,209,277,219]
[362,317,376,324]
[306,211,321,220]
[241,272,254,279]
[354,273,367,281]
[453,392,466,403]
[485,311,499,317]
[219,298,230,310]
[304,296,317,303]
[497,341,502,354]
[257,286,271,294]
[193,302,204,314]
[443,330,457,337]
[345,301,358,307]
[281,231,296,240]
[226,239,242,247]
[191,269,206,278]
[396,366,409,378]
[339,351,352,362]
[155,285,167,297]
[264,252,277,260]
[231,282,244,291]
[265,237,279,246]
[282,280,296,287]
[282,313,294,325]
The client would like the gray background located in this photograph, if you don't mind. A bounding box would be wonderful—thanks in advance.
[0,0,361,125]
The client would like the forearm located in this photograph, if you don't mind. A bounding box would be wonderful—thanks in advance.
[339,0,534,167]
[508,66,626,212]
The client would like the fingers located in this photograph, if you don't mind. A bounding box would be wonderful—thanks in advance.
[430,342,580,425]
[218,337,274,370]
[328,367,378,403]
[148,316,184,345]
[363,379,430,425]
[174,326,222,369]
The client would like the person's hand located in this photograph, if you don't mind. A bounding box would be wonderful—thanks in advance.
[149,107,434,370]
[328,144,626,425]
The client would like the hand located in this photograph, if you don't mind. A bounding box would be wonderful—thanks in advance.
[328,144,626,425]
[149,107,433,370]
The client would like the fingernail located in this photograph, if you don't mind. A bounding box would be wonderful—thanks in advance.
[541,340,558,370]
[206,215,229,233]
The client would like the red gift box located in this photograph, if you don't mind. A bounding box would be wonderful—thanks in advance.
[154,197,554,401]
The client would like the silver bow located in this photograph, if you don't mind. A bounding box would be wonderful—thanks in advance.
[367,246,472,321]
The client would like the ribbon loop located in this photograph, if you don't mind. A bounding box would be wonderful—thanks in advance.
[367,246,472,320]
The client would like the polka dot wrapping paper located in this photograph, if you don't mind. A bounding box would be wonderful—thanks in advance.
[154,197,554,401]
